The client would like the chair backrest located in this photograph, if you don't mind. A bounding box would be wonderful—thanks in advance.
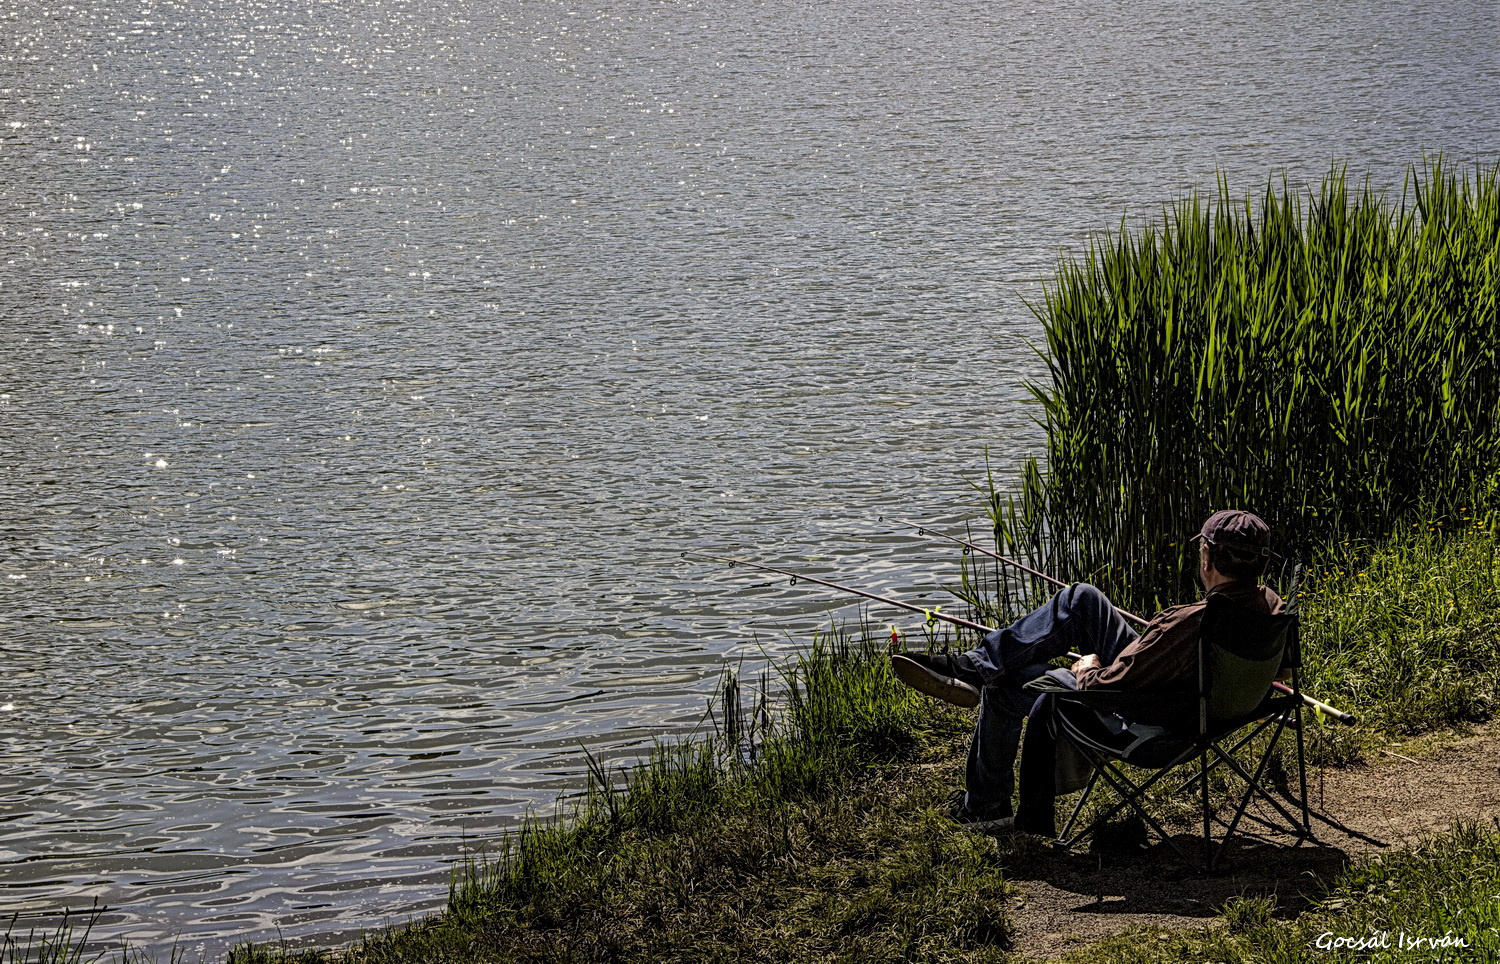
[1198,593,1296,730]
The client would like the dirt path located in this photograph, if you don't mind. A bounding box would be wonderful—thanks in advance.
[994,721,1500,961]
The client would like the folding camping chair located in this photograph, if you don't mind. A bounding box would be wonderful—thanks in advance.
[1035,593,1313,873]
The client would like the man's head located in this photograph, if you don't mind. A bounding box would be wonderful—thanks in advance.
[1194,509,1272,584]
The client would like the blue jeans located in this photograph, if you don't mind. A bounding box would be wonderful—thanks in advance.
[962,583,1138,815]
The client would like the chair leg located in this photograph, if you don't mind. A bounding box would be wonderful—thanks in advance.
[1053,750,1140,846]
[1183,713,1312,840]
[1054,748,1205,872]
[1056,751,1133,850]
[1089,760,1204,871]
[1058,768,1102,841]
[1201,747,1210,867]
[1209,733,1308,833]
[1172,716,1279,796]
[1206,716,1317,872]
[1294,701,1312,837]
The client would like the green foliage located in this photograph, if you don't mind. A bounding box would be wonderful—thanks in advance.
[1296,527,1500,734]
[225,945,325,964]
[781,630,941,761]
[992,159,1500,612]
[1,910,101,964]
[1219,893,1277,935]
[1315,821,1500,961]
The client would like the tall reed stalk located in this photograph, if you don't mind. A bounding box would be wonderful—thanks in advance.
[993,159,1500,609]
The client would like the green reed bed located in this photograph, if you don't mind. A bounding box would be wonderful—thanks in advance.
[994,159,1500,612]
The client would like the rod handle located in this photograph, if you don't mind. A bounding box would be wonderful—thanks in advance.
[1273,681,1356,725]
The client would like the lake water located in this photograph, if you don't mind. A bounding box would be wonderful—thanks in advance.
[1,0,1496,955]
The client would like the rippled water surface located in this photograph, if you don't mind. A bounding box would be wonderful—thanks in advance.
[1,0,1497,954]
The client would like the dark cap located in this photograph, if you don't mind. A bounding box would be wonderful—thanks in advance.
[1194,509,1271,557]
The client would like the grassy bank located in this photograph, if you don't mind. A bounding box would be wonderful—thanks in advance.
[215,527,1500,964]
[1063,820,1500,963]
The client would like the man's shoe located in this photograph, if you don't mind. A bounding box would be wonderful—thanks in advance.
[891,652,983,708]
[970,815,1021,835]
[944,790,1014,832]
[900,650,985,687]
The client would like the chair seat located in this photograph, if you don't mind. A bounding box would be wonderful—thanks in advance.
[1053,700,1193,769]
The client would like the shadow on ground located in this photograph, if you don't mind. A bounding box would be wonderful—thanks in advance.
[985,807,1389,958]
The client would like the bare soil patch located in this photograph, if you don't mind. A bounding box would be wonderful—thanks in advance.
[990,721,1500,961]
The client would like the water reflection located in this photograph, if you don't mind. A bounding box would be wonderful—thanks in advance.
[1,0,1497,955]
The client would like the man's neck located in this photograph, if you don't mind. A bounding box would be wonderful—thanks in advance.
[1200,569,1260,590]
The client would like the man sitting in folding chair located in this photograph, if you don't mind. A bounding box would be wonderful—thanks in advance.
[891,509,1286,843]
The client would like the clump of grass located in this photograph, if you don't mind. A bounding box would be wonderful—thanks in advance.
[988,158,1500,614]
[227,942,324,964]
[2,908,103,964]
[1220,892,1278,934]
[1297,527,1500,735]
[1313,820,1500,958]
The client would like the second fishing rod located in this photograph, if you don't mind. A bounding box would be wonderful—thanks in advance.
[887,518,1353,725]
[883,516,1152,626]
[690,526,1354,726]
[885,517,1354,722]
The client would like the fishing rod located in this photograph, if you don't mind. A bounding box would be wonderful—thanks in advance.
[885,516,1151,628]
[694,545,1354,725]
[889,518,1356,726]
[682,550,994,635]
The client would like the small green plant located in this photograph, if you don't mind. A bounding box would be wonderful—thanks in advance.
[2,908,101,964]
[1220,893,1276,934]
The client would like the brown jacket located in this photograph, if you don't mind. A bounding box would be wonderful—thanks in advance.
[1073,581,1285,693]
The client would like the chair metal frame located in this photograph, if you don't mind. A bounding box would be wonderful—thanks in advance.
[1046,596,1314,873]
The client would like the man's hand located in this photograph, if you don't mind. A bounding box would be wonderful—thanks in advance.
[1070,653,1101,676]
